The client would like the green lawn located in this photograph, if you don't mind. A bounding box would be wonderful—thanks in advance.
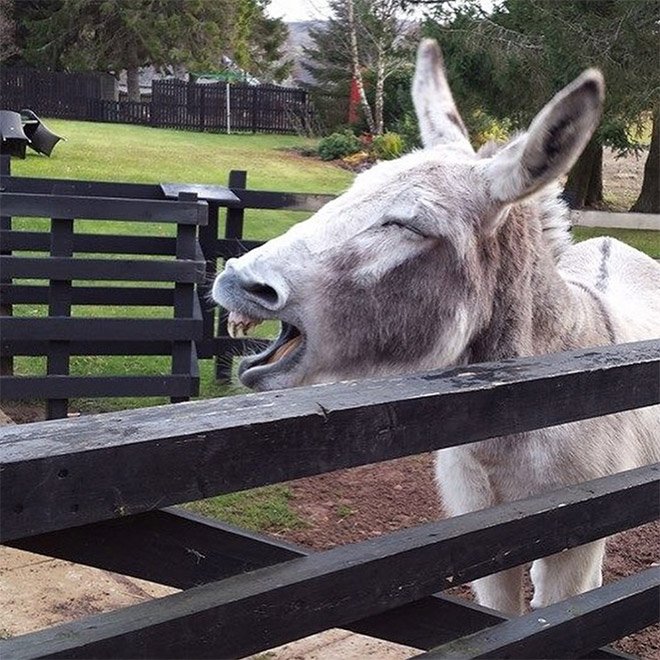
[572,226,659,259]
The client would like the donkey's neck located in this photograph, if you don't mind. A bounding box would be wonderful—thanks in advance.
[464,203,597,364]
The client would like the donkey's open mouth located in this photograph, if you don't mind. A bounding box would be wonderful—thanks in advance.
[227,311,305,388]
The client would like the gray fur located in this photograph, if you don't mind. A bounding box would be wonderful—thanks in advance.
[213,40,659,614]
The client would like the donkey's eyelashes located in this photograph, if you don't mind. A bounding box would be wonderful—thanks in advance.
[381,219,429,238]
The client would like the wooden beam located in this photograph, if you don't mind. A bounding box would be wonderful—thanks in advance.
[0,465,656,659]
[0,192,208,224]
[571,210,660,231]
[10,510,628,659]
[1,341,658,541]
[418,568,660,659]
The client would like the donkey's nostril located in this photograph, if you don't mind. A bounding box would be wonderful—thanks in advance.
[243,281,280,307]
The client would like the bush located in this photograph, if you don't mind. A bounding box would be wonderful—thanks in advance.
[318,130,361,161]
[371,132,405,160]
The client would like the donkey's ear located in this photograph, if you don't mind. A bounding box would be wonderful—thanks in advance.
[413,39,471,149]
[483,69,604,204]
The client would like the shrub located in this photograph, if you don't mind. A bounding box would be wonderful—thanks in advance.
[318,130,361,161]
[371,132,405,160]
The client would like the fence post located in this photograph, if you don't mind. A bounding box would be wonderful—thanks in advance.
[226,83,231,135]
[172,191,200,403]
[0,156,12,377]
[251,86,258,134]
[215,169,247,381]
[199,86,206,132]
[46,184,75,419]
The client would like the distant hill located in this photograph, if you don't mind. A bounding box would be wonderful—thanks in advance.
[283,21,324,86]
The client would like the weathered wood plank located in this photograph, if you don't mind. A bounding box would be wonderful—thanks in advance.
[233,188,335,212]
[1,341,658,540]
[0,255,204,283]
[0,230,178,255]
[1,465,656,659]
[0,375,196,400]
[571,210,660,231]
[0,192,208,224]
[0,317,202,342]
[0,284,174,307]
[418,568,660,659]
[9,510,627,659]
[8,508,302,588]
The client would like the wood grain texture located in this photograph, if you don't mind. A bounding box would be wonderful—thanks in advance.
[1,465,656,659]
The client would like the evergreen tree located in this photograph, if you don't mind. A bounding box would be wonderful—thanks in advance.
[419,0,659,209]
[16,0,289,100]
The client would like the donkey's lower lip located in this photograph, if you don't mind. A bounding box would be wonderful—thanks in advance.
[238,321,305,388]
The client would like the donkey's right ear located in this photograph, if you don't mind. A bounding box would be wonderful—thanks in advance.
[413,39,472,150]
[482,69,604,205]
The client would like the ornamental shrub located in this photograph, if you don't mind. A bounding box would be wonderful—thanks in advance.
[318,130,361,161]
[371,132,405,160]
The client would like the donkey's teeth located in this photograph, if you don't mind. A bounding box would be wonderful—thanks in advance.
[227,312,262,339]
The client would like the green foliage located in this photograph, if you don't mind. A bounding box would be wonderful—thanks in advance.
[14,0,289,88]
[302,0,417,134]
[423,0,659,154]
[372,131,404,159]
[318,130,362,161]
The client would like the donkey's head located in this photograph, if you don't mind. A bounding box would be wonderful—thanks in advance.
[213,40,604,391]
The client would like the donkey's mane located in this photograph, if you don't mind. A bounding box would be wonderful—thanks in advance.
[479,138,572,262]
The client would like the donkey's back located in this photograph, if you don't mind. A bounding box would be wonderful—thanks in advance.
[559,236,660,342]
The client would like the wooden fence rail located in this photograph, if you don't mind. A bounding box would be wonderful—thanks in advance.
[0,182,208,417]
[0,340,658,658]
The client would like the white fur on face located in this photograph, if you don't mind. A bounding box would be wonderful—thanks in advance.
[229,149,481,293]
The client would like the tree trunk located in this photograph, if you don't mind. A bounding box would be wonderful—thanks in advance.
[564,137,603,209]
[126,65,141,102]
[584,142,603,207]
[347,0,375,133]
[374,46,385,135]
[631,111,660,213]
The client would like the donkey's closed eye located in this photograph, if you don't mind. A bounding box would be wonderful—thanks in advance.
[381,219,428,238]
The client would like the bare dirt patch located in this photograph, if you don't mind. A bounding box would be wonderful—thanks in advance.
[281,455,659,658]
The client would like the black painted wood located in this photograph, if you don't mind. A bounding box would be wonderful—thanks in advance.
[0,192,208,224]
[215,169,248,380]
[0,255,204,282]
[10,509,624,659]
[0,229,177,255]
[0,375,195,400]
[418,568,660,659]
[171,202,198,404]
[232,188,335,212]
[0,317,201,341]
[1,341,657,540]
[1,175,163,199]
[46,216,73,418]
[9,508,302,588]
[1,466,656,659]
[0,284,174,307]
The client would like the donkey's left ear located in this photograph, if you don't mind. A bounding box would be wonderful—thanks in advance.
[482,69,604,205]
[413,39,472,149]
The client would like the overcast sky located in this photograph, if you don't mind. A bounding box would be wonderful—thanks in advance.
[267,0,495,22]
[267,0,332,22]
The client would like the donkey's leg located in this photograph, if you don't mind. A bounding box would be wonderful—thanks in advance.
[471,567,526,615]
[435,448,526,615]
[529,539,606,609]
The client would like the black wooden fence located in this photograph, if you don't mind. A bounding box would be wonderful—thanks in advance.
[1,68,317,134]
[0,162,209,417]
[0,340,658,658]
[0,163,335,416]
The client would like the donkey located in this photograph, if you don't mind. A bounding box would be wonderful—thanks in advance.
[213,40,660,614]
